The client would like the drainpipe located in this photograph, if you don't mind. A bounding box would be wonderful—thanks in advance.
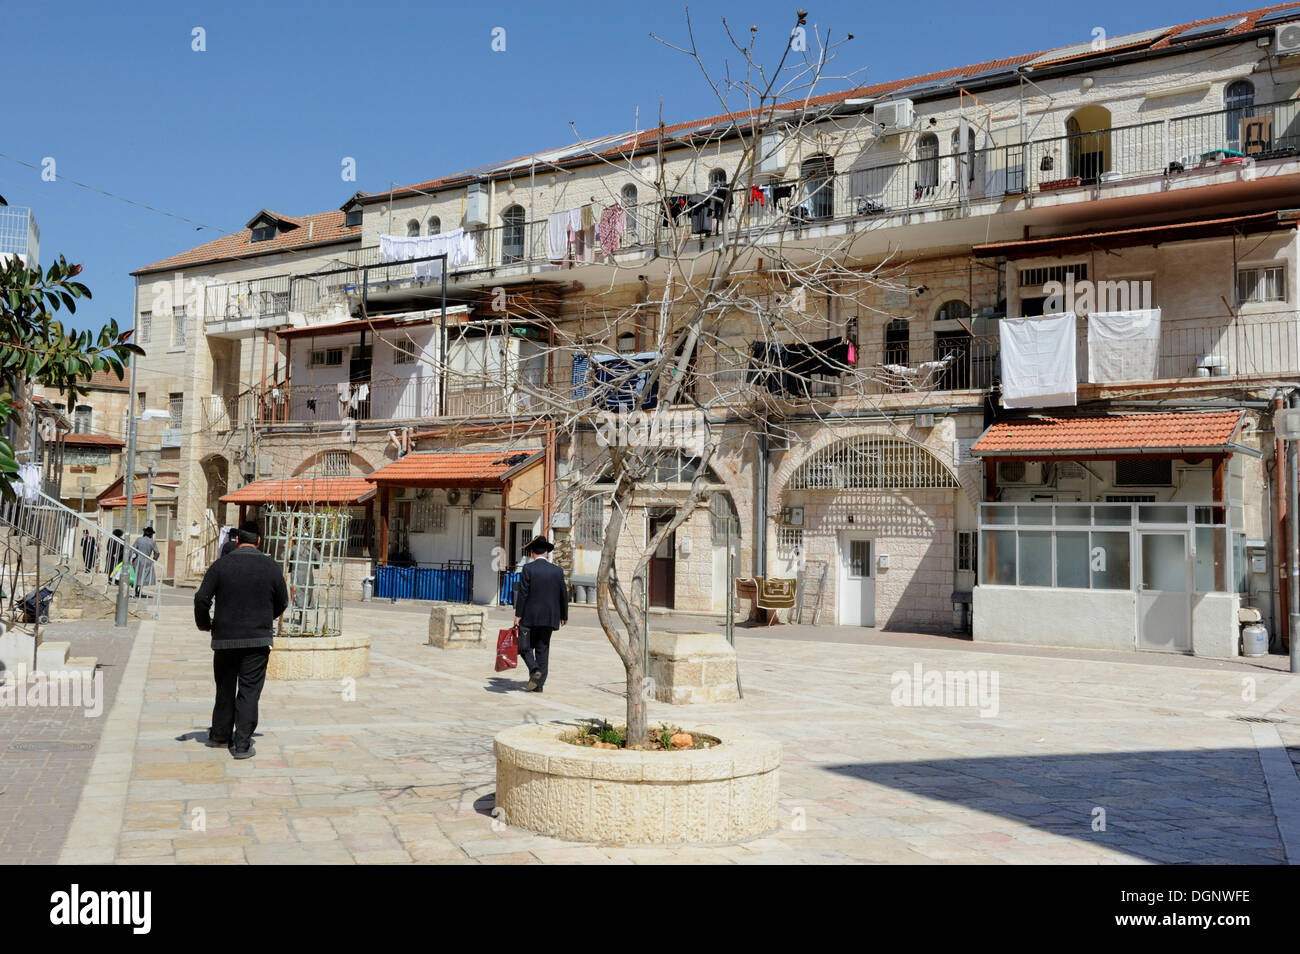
[1290,391,1299,672]
[1276,393,1290,652]
[755,422,768,578]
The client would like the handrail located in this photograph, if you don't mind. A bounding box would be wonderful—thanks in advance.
[0,490,161,619]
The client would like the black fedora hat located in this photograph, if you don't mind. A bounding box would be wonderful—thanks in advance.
[524,536,555,554]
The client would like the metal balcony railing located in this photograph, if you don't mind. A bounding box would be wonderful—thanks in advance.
[203,274,292,323]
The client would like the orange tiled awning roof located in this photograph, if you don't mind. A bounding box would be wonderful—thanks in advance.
[220,476,376,506]
[62,432,125,448]
[365,450,543,486]
[972,411,1247,458]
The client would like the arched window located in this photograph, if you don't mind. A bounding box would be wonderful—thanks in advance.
[406,219,420,237]
[427,216,441,235]
[790,434,958,490]
[1064,106,1112,182]
[501,205,525,263]
[621,184,638,239]
[933,301,972,390]
[1225,80,1255,147]
[917,134,939,189]
[935,299,971,322]
[708,168,727,190]
[951,127,976,184]
[800,154,834,221]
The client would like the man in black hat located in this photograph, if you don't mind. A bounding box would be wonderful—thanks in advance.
[512,536,567,692]
[194,520,288,758]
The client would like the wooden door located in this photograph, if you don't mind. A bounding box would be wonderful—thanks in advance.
[648,513,676,609]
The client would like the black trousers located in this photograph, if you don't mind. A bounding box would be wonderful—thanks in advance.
[210,646,270,748]
[519,626,554,688]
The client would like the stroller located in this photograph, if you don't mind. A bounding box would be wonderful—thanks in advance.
[19,565,70,625]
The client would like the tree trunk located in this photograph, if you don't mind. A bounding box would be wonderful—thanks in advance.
[625,630,648,747]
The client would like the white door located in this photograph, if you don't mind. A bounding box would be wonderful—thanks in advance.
[471,512,500,604]
[839,534,876,627]
[1138,531,1191,652]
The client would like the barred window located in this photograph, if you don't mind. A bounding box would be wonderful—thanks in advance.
[776,526,803,558]
[956,530,976,572]
[322,450,351,476]
[139,313,151,343]
[790,435,957,490]
[710,493,737,546]
[1237,265,1286,304]
[393,339,418,365]
[575,495,606,545]
[1019,264,1087,288]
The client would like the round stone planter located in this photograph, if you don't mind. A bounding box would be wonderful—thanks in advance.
[266,634,370,680]
[494,721,781,844]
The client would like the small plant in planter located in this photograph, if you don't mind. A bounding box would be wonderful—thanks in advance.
[567,720,718,751]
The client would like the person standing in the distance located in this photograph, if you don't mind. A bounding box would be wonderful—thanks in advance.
[131,526,159,597]
[80,529,98,573]
[194,520,288,759]
[512,536,568,692]
[105,528,125,581]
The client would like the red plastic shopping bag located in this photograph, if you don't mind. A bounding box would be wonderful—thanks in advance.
[495,625,519,672]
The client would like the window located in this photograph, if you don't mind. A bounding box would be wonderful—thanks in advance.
[321,450,351,476]
[710,493,738,546]
[776,526,803,559]
[344,205,362,228]
[621,185,638,239]
[916,134,939,189]
[502,204,525,264]
[168,393,184,428]
[406,219,420,237]
[935,299,971,322]
[476,516,497,538]
[616,331,637,354]
[393,338,417,364]
[1020,264,1087,288]
[956,530,976,572]
[790,435,958,490]
[139,313,151,344]
[1225,80,1255,146]
[884,318,910,365]
[172,308,187,349]
[68,447,111,467]
[427,216,441,235]
[951,127,976,183]
[708,168,728,190]
[1115,459,1172,487]
[250,225,275,243]
[576,495,605,545]
[137,391,147,414]
[800,155,834,221]
[310,348,344,368]
[1237,265,1286,304]
[73,405,92,433]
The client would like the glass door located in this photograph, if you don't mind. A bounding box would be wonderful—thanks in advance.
[1137,531,1191,652]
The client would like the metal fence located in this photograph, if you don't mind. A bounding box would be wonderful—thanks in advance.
[261,508,350,637]
[0,490,161,619]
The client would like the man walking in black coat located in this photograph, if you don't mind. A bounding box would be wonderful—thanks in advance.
[194,520,288,759]
[512,536,568,692]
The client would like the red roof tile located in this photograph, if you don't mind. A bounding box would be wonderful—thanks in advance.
[133,210,361,276]
[972,411,1246,457]
[220,476,376,506]
[366,450,542,485]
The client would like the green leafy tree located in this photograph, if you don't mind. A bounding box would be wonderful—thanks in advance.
[0,255,142,498]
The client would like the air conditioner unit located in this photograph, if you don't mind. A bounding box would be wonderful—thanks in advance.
[464,182,489,227]
[1276,21,1300,55]
[759,128,789,175]
[997,461,1044,485]
[873,98,914,133]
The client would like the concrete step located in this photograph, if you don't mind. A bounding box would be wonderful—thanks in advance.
[34,640,71,670]
[58,655,99,675]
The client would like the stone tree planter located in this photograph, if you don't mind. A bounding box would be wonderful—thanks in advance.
[648,632,739,704]
[267,634,371,680]
[494,721,780,844]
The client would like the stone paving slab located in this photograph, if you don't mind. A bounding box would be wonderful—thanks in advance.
[46,598,1300,864]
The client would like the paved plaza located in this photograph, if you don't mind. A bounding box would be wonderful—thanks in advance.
[5,594,1298,864]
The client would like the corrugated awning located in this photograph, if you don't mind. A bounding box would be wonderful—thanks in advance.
[971,411,1251,459]
[220,476,376,505]
[365,450,543,487]
[973,212,1297,259]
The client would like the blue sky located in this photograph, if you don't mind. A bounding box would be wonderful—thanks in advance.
[0,0,1239,332]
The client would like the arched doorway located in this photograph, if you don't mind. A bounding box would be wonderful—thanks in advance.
[502,204,526,263]
[1065,106,1112,183]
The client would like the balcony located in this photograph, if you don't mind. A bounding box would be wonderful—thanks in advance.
[203,274,291,324]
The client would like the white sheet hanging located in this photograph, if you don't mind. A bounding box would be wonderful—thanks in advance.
[999,312,1078,408]
[380,230,470,280]
[547,211,570,261]
[1087,308,1161,384]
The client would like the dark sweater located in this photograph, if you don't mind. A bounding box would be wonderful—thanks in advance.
[194,546,289,650]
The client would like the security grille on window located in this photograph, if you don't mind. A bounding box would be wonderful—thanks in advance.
[477,516,496,538]
[140,313,151,343]
[172,310,187,349]
[956,530,976,572]
[68,447,111,467]
[310,348,343,368]
[168,393,184,428]
[1114,459,1172,487]
[321,450,351,476]
[776,526,803,558]
[1019,264,1087,289]
[1237,265,1286,304]
[393,339,418,365]
[575,495,605,545]
[789,435,958,490]
[73,405,92,433]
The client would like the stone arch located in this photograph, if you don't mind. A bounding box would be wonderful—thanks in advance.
[292,449,376,477]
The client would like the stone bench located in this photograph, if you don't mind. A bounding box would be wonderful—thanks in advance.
[428,603,487,648]
[648,631,740,705]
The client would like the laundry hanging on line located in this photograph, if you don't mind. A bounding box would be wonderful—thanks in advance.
[998,312,1078,408]
[746,337,856,397]
[1086,308,1161,384]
